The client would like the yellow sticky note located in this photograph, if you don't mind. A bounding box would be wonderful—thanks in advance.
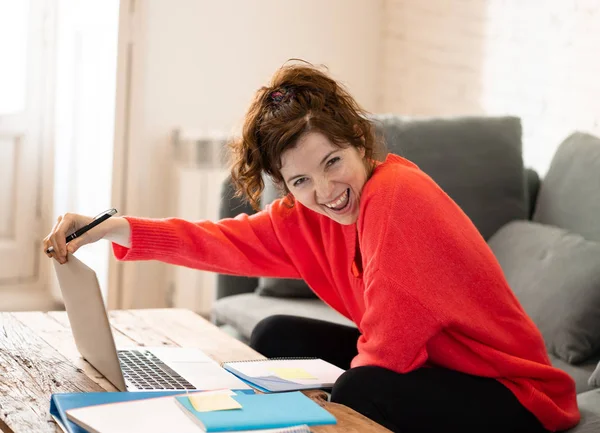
[268,367,316,380]
[188,394,242,412]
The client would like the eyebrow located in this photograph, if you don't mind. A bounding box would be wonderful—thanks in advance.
[285,150,339,184]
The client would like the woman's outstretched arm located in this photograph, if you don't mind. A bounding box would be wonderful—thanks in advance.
[112,209,301,279]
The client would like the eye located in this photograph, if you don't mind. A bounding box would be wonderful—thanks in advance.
[326,156,340,167]
[293,177,307,187]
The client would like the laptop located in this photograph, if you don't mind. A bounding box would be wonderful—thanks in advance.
[53,254,252,392]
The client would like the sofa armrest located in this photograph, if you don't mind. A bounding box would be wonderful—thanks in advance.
[216,175,259,300]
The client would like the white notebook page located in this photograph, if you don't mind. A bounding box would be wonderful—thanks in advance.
[66,393,311,433]
[227,359,345,385]
[66,394,200,433]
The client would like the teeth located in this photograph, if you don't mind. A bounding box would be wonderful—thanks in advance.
[325,190,349,209]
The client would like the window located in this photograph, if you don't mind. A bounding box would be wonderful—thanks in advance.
[0,1,30,115]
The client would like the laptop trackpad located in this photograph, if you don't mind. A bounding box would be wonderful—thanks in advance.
[147,347,214,363]
[166,361,252,391]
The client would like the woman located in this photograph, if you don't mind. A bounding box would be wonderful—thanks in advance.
[44,62,579,433]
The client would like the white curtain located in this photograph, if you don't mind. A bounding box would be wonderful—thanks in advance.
[52,0,120,302]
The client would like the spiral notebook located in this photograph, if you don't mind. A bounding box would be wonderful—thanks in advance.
[221,358,345,393]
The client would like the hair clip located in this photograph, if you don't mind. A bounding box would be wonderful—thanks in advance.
[271,90,285,102]
[270,87,294,105]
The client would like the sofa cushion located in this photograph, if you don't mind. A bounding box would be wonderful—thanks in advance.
[217,175,260,299]
[488,220,600,364]
[533,132,600,242]
[549,354,599,394]
[589,361,600,388]
[213,293,355,340]
[372,115,526,240]
[572,389,600,432]
[255,175,316,298]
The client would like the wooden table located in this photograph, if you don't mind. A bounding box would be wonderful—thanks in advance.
[0,309,390,433]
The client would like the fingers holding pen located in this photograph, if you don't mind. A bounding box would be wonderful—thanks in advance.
[43,221,57,257]
[43,211,110,264]
[43,216,60,260]
[65,235,86,255]
[45,214,72,264]
[43,236,55,259]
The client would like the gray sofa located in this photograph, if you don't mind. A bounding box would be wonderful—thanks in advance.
[212,115,600,432]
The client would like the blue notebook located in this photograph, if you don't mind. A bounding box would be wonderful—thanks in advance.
[175,391,336,432]
[50,390,255,433]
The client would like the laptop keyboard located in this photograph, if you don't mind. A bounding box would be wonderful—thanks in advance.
[117,349,196,390]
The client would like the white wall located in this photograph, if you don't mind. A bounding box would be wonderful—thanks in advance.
[120,0,383,308]
[481,0,600,175]
[382,0,600,176]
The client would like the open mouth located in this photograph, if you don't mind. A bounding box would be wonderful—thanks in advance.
[324,188,350,212]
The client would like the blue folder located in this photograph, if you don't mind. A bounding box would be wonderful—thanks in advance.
[176,391,337,432]
[50,390,255,433]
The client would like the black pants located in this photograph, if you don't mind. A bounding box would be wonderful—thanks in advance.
[249,315,549,433]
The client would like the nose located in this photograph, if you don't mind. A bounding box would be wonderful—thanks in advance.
[314,177,335,203]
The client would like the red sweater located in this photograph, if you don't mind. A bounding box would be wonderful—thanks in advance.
[114,154,579,431]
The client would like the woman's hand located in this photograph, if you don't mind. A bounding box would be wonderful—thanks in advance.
[43,213,129,264]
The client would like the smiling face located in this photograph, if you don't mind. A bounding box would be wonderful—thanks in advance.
[280,131,369,225]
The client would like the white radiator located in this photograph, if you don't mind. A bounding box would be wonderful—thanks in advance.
[171,130,229,317]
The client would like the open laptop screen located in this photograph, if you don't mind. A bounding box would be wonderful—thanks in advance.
[53,255,127,391]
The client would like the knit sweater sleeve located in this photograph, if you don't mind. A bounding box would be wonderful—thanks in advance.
[112,206,301,279]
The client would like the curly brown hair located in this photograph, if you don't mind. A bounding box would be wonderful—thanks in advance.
[229,60,382,210]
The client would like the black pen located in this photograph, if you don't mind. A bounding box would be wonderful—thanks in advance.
[45,208,118,254]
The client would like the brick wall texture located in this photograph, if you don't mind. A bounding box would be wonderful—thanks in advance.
[381,0,600,175]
